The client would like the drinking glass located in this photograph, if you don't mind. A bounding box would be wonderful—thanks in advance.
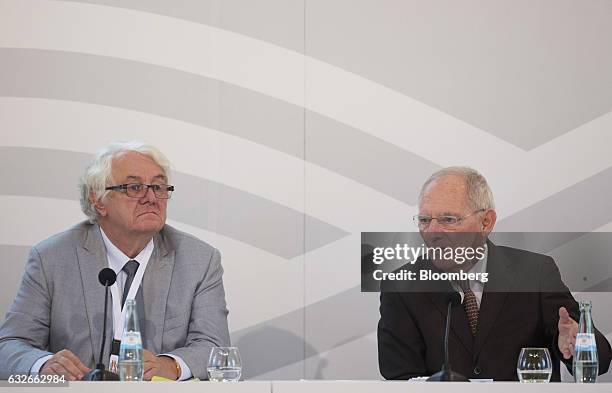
[207,347,242,382]
[516,347,552,383]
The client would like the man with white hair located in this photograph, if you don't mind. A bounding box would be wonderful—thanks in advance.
[378,167,612,381]
[0,141,230,380]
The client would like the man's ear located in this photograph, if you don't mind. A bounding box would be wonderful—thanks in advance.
[482,209,497,234]
[90,193,108,217]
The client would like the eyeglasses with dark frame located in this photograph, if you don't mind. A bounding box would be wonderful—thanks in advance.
[413,209,486,229]
[105,183,175,199]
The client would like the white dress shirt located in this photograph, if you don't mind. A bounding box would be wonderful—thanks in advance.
[451,244,488,308]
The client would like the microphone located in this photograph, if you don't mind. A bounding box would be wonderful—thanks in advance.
[427,291,470,382]
[82,268,120,381]
[99,268,117,286]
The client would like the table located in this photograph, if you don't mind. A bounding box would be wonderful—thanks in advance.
[2,380,612,393]
[273,381,612,392]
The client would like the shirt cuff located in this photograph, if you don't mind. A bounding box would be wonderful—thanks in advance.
[30,355,53,374]
[158,354,192,381]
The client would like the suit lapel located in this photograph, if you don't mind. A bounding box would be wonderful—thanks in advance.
[427,290,475,353]
[420,261,474,353]
[142,230,174,353]
[473,241,516,357]
[76,223,111,366]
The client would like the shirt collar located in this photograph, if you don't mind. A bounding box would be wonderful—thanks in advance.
[99,226,154,274]
[467,243,488,284]
[450,243,488,294]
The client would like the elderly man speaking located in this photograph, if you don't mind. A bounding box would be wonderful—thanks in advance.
[0,141,230,380]
[378,166,612,381]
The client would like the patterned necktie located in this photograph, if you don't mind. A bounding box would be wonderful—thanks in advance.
[121,260,140,308]
[459,280,478,335]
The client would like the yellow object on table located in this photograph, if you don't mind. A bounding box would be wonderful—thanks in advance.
[151,376,201,382]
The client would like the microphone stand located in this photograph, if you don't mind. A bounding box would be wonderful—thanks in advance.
[427,299,470,382]
[82,278,119,381]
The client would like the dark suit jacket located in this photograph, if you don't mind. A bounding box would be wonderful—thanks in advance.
[377,241,612,381]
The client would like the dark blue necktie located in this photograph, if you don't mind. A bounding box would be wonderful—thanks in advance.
[121,260,140,308]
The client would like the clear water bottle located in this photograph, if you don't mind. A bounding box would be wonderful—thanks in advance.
[573,300,598,383]
[118,299,144,381]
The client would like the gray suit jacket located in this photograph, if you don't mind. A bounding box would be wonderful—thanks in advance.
[0,221,230,379]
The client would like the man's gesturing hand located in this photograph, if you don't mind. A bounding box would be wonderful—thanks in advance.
[558,306,579,360]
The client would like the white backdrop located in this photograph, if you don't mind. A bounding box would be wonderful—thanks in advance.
[1,0,612,381]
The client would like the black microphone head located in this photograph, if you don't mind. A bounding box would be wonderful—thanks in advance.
[445,291,461,307]
[98,268,117,286]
